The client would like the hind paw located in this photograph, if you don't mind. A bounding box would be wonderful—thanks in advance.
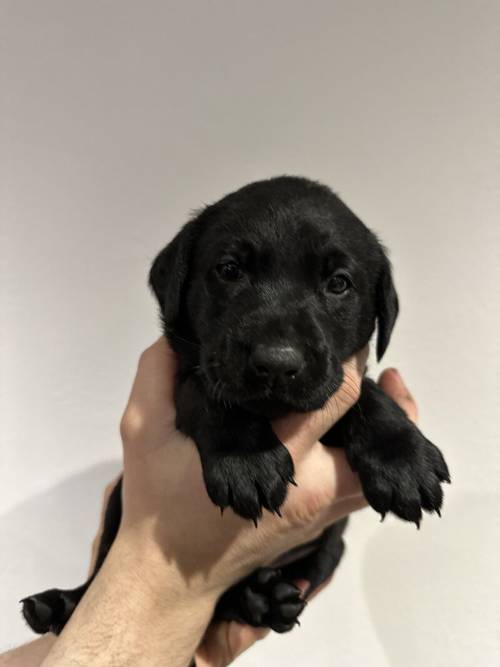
[239,567,306,633]
[21,587,79,635]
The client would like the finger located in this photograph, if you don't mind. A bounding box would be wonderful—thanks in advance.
[120,337,178,448]
[130,337,177,406]
[226,622,270,662]
[273,346,368,456]
[323,446,364,500]
[137,336,175,373]
[195,620,270,667]
[378,368,418,424]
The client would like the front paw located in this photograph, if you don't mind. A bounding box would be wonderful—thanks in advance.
[357,430,450,527]
[202,438,295,523]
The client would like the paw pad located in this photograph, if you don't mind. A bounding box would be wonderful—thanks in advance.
[241,568,306,633]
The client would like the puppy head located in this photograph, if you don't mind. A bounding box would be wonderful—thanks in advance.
[150,176,398,414]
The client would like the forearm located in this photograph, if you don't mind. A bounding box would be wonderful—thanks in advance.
[0,636,56,666]
[41,536,218,667]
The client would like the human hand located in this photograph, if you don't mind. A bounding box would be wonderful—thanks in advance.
[54,336,366,667]
[84,347,419,667]
[118,337,368,600]
[88,362,416,601]
[45,342,417,667]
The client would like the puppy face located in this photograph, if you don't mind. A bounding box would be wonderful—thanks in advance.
[150,177,398,415]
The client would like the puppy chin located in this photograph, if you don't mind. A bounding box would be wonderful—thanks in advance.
[241,387,336,418]
[203,364,344,417]
[217,381,340,418]
[281,384,343,413]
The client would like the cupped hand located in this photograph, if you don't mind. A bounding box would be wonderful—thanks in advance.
[118,338,367,592]
[116,338,417,666]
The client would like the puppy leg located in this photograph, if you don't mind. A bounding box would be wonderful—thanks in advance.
[21,583,89,636]
[176,377,295,523]
[21,477,123,635]
[326,378,450,526]
[214,521,347,633]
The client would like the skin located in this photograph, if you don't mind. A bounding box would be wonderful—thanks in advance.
[0,341,417,667]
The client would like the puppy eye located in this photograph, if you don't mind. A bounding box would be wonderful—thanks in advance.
[327,273,351,294]
[216,261,243,281]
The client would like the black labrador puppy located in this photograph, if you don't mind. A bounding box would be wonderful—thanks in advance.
[22,176,450,636]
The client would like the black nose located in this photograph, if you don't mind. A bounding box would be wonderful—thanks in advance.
[250,344,305,381]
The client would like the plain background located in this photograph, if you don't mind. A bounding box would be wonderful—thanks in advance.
[1,1,499,665]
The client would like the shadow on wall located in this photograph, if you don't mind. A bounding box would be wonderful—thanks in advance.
[362,491,500,667]
[3,465,499,662]
[0,461,121,649]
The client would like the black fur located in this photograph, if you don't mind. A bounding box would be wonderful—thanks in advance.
[21,176,449,638]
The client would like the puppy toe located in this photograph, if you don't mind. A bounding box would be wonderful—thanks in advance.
[256,567,282,586]
[204,473,229,511]
[392,490,423,527]
[360,474,393,517]
[434,452,451,484]
[269,618,298,633]
[258,477,288,514]
[278,448,295,483]
[279,600,307,620]
[273,581,302,603]
[21,596,53,634]
[242,587,269,625]
[268,581,305,632]
[419,478,443,514]
[230,481,263,522]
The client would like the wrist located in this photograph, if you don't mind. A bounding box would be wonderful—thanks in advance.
[42,534,217,667]
[111,528,221,609]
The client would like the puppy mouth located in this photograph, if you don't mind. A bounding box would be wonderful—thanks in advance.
[242,396,327,419]
[204,367,341,416]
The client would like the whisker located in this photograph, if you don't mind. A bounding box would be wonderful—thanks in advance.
[166,329,201,349]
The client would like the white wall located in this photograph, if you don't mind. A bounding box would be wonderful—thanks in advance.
[1,1,499,664]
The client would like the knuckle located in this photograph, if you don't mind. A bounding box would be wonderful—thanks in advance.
[119,415,130,441]
[119,407,144,444]
[137,348,152,370]
[285,489,331,530]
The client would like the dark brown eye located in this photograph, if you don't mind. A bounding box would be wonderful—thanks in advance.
[216,261,242,281]
[327,274,351,294]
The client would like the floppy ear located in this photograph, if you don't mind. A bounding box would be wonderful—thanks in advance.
[148,221,197,328]
[375,259,399,361]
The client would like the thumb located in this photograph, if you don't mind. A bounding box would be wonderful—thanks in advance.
[273,346,368,459]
